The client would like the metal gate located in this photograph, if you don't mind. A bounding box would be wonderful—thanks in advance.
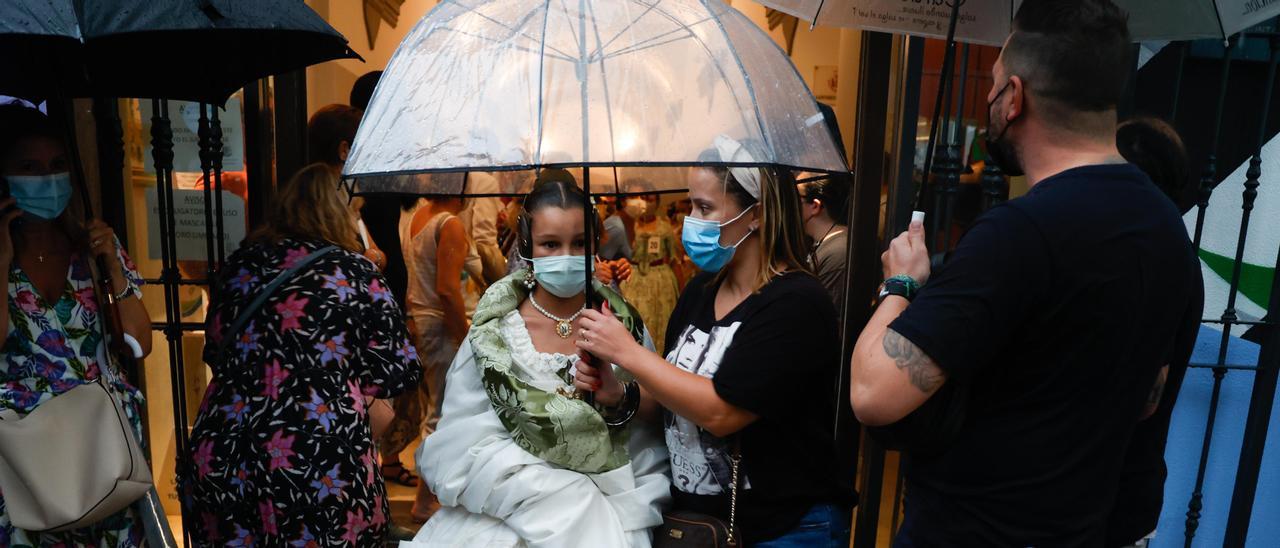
[88,73,308,546]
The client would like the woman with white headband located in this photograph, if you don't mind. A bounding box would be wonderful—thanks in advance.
[576,136,852,546]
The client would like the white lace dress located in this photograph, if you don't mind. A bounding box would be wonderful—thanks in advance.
[403,310,670,548]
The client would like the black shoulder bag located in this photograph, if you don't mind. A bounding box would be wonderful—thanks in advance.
[655,438,743,547]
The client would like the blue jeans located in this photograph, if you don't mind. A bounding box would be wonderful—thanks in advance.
[754,504,851,548]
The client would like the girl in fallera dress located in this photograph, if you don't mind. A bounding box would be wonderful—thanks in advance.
[404,172,670,547]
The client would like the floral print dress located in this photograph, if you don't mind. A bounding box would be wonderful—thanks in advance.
[0,238,146,548]
[182,238,421,547]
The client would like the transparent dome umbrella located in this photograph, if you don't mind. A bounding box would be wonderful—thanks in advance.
[344,0,848,198]
[345,0,847,406]
[754,0,1280,46]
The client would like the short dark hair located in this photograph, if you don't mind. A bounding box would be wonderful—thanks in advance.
[800,176,850,225]
[1117,117,1193,213]
[1005,0,1131,112]
[306,104,363,166]
[350,71,383,112]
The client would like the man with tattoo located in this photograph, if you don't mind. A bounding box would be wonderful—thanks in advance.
[849,1,1203,545]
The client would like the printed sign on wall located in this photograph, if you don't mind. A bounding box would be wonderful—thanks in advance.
[145,188,246,261]
[140,99,245,174]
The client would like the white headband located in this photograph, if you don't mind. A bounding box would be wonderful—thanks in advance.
[714,135,761,200]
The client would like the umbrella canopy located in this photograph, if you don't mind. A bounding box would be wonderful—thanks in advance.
[0,0,359,104]
[755,0,1280,46]
[345,0,847,196]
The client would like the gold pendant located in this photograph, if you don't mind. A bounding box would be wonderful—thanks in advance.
[556,319,573,339]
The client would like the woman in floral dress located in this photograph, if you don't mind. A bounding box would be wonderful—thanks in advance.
[182,164,421,546]
[0,106,154,546]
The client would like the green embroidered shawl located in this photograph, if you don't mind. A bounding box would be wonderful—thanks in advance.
[470,269,648,474]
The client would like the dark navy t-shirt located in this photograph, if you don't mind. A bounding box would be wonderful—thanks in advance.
[888,163,1202,546]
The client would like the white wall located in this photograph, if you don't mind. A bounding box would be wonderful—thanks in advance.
[732,2,844,93]
[731,1,857,162]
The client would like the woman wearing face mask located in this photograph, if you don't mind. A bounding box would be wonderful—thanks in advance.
[402,173,671,547]
[0,106,153,545]
[576,136,852,546]
[618,178,683,352]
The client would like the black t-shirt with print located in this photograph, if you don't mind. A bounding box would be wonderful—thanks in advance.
[663,271,851,543]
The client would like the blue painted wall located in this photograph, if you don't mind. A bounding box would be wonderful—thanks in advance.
[1155,326,1280,547]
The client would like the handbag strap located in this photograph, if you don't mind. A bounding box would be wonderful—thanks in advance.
[84,257,118,388]
[214,245,339,361]
[727,436,742,545]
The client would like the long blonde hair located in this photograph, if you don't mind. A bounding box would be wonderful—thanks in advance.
[703,165,812,291]
[246,163,361,252]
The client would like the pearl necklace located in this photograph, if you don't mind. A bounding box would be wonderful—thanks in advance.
[529,293,585,339]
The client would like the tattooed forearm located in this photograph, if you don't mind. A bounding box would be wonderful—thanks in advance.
[1148,372,1166,406]
[883,329,944,393]
[1142,366,1169,420]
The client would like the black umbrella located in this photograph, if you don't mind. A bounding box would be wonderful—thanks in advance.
[0,0,359,104]
[1,4,358,544]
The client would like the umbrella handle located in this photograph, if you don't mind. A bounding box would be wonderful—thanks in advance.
[582,169,596,406]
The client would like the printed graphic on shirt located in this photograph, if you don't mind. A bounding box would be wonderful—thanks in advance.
[664,322,750,495]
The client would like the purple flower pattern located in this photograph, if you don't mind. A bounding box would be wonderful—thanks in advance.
[311,463,350,502]
[235,322,261,360]
[321,269,357,301]
[301,389,337,432]
[229,268,259,295]
[220,393,250,423]
[182,238,420,545]
[314,333,350,365]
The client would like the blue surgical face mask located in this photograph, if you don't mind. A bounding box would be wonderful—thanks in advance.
[529,254,592,298]
[7,172,72,220]
[681,204,756,273]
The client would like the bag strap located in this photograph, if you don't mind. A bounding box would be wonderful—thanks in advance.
[85,255,123,389]
[727,436,742,545]
[214,245,339,361]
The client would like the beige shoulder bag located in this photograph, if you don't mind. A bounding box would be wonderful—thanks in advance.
[0,341,151,532]
[0,254,155,533]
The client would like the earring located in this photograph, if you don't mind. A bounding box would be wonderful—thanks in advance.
[523,268,537,290]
